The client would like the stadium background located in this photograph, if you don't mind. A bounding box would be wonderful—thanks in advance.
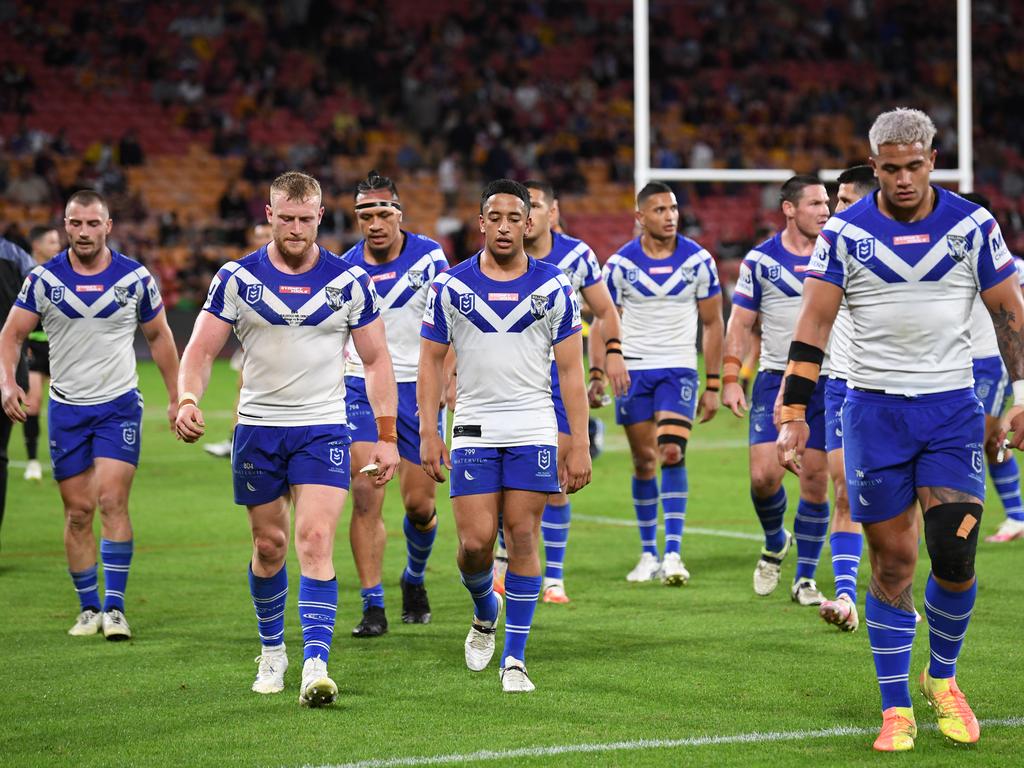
[3,1,1024,766]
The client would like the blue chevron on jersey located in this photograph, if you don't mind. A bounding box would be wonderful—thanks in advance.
[538,231,602,294]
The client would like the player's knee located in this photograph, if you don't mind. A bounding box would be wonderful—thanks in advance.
[405,507,436,530]
[749,466,781,497]
[504,526,537,559]
[657,417,690,467]
[253,529,288,564]
[457,534,492,561]
[658,442,685,467]
[924,502,982,583]
[295,525,332,558]
[64,504,94,532]
[631,450,657,478]
[96,489,129,518]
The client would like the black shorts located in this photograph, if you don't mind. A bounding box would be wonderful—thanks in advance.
[27,340,49,376]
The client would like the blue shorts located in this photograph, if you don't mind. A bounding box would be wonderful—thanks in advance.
[843,387,985,524]
[232,424,351,506]
[749,371,827,451]
[824,377,847,453]
[449,445,560,497]
[48,389,144,481]
[972,356,1008,417]
[550,362,570,435]
[345,376,444,465]
[614,367,698,426]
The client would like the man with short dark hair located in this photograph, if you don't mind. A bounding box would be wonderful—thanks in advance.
[0,189,180,639]
[779,108,1024,750]
[722,175,832,606]
[418,178,591,692]
[21,224,61,482]
[342,170,450,635]
[176,171,400,707]
[597,182,724,586]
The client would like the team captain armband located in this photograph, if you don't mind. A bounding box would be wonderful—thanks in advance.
[375,416,398,443]
[781,341,824,422]
[723,355,742,385]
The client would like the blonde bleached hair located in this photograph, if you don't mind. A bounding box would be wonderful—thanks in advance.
[868,108,937,155]
[269,171,322,205]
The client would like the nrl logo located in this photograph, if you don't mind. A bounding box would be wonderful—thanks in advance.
[626,267,640,283]
[530,293,548,320]
[329,447,345,466]
[854,239,875,263]
[538,448,552,470]
[114,286,130,307]
[122,425,137,446]
[946,234,969,262]
[766,265,781,281]
[325,286,345,311]
[51,286,65,303]
[245,284,263,304]
[458,293,475,315]
[407,269,424,289]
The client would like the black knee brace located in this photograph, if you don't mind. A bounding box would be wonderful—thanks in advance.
[657,417,690,461]
[924,502,982,582]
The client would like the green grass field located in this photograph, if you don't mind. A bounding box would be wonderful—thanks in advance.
[3,361,1023,768]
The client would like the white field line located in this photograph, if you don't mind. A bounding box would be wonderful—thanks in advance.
[573,512,762,541]
[300,717,1024,768]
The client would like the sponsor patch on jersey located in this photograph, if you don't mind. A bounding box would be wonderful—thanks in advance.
[893,234,931,246]
[453,424,482,438]
[371,271,397,283]
[649,265,673,275]
[279,285,311,294]
[735,264,754,295]
[488,292,519,301]
[76,284,104,292]
[989,227,1012,270]
[17,276,31,303]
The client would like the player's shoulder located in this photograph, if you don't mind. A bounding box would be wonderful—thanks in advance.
[109,249,151,278]
[553,230,594,257]
[0,237,33,274]
[938,187,993,228]
[743,234,776,263]
[339,241,363,265]
[608,237,641,264]
[674,234,708,258]
[321,246,371,281]
[404,230,445,257]
[532,256,569,283]
[824,194,875,235]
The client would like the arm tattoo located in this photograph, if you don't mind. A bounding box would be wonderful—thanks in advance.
[869,577,915,613]
[992,302,1024,381]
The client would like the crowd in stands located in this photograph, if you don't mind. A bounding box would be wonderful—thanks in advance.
[0,0,1021,309]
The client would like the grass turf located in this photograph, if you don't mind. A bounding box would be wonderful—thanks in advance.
[2,361,1023,767]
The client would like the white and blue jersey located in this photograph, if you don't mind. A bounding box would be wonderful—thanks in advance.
[970,256,1024,416]
[808,187,1014,521]
[422,253,581,450]
[203,245,379,427]
[16,249,163,405]
[341,231,448,382]
[603,235,720,371]
[539,230,602,434]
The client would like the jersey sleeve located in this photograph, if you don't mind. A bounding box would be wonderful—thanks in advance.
[14,267,43,315]
[580,245,602,289]
[136,268,164,323]
[430,248,450,277]
[975,219,1016,291]
[347,267,381,329]
[421,276,453,344]
[695,249,721,300]
[202,265,239,324]
[731,255,761,311]
[1014,256,1024,287]
[602,257,624,306]
[551,274,583,345]
[804,231,846,289]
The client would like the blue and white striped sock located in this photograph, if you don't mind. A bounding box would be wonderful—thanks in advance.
[299,575,337,663]
[752,487,787,553]
[794,499,829,581]
[865,592,917,710]
[541,503,571,581]
[661,464,688,556]
[69,564,100,612]
[632,476,659,557]
[100,538,133,612]
[402,514,436,586]
[461,567,499,623]
[924,575,976,679]
[830,532,863,602]
[502,571,542,663]
[990,455,1024,522]
[249,563,287,648]
[360,583,384,611]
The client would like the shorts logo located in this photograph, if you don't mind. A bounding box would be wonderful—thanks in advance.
[245,284,264,304]
[329,447,345,466]
[246,481,257,492]
[325,286,345,311]
[855,239,875,263]
[858,493,871,506]
[538,448,552,470]
[626,268,639,283]
[122,425,137,446]
[946,234,969,262]
[766,265,781,281]
[458,293,475,315]
[407,269,425,288]
[971,449,983,474]
[51,286,65,304]
[114,286,130,307]
[530,294,548,320]
[977,381,991,399]
[680,384,693,402]
[464,470,476,480]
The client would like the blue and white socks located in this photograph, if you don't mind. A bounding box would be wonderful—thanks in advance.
[661,464,688,557]
[794,499,829,581]
[100,538,133,613]
[299,575,338,664]
[541,503,570,582]
[830,531,863,602]
[633,476,659,556]
[502,572,542,663]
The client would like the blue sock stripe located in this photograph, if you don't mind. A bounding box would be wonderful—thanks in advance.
[633,476,660,556]
[793,500,829,580]
[250,564,288,648]
[461,568,499,623]
[542,503,571,580]
[100,538,133,612]
[924,576,976,679]
[501,572,542,662]
[865,592,917,710]
[360,584,385,611]
[403,515,437,586]
[752,487,788,552]
[829,532,863,601]
[660,465,688,556]
[299,575,337,664]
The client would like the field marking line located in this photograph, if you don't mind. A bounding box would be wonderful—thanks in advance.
[299,716,1024,768]
[573,512,762,541]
